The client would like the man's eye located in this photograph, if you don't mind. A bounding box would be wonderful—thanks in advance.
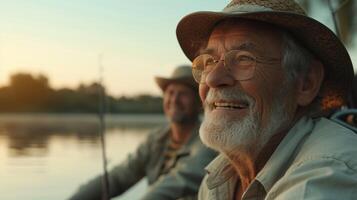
[236,55,255,66]
[205,58,217,66]
[237,55,254,62]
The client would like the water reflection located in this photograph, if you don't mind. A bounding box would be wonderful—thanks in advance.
[0,114,166,200]
[0,114,166,156]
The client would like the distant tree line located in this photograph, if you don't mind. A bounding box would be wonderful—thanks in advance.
[0,73,163,113]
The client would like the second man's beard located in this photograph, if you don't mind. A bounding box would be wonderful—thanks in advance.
[169,111,197,125]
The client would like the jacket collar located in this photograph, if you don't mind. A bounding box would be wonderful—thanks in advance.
[255,116,314,192]
[205,154,236,189]
[176,121,201,156]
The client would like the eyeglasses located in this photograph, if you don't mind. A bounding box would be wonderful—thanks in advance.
[192,50,281,84]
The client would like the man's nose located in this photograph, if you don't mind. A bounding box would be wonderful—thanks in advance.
[205,61,235,88]
[171,93,180,104]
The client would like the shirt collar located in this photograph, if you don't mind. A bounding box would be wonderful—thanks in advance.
[205,154,236,189]
[176,121,201,156]
[255,116,314,192]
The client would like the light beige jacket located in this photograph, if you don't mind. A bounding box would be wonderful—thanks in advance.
[199,117,357,200]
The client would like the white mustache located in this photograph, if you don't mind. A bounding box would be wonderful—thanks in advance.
[204,88,255,109]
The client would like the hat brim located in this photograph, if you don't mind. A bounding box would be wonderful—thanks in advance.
[176,11,353,102]
[155,77,198,92]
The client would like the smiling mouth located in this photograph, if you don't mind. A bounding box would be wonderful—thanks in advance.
[213,102,249,110]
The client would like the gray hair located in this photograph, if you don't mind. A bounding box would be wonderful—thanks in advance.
[282,32,314,82]
[282,32,324,115]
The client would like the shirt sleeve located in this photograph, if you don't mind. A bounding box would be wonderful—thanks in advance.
[267,157,357,200]
[67,133,153,200]
[140,141,217,200]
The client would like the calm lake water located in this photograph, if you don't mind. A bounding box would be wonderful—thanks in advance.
[0,114,167,200]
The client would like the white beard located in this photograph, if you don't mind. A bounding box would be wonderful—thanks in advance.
[199,86,290,156]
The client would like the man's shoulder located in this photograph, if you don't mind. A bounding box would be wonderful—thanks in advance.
[146,124,171,140]
[266,118,357,199]
[292,117,357,170]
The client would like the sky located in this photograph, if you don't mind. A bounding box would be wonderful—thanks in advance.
[0,0,356,96]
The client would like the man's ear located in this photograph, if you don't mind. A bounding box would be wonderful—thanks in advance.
[296,60,324,106]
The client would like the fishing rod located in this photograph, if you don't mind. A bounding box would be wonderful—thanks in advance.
[98,53,110,200]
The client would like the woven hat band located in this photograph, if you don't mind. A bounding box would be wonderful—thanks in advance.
[225,0,306,15]
[223,4,273,13]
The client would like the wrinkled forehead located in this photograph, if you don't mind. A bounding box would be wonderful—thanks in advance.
[165,82,196,93]
[165,82,200,101]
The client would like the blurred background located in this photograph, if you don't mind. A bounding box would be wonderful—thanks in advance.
[0,0,356,200]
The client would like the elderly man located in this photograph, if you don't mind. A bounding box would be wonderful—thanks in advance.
[68,66,216,200]
[176,0,357,199]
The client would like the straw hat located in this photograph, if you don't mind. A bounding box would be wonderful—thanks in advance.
[176,0,354,110]
[155,65,198,91]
